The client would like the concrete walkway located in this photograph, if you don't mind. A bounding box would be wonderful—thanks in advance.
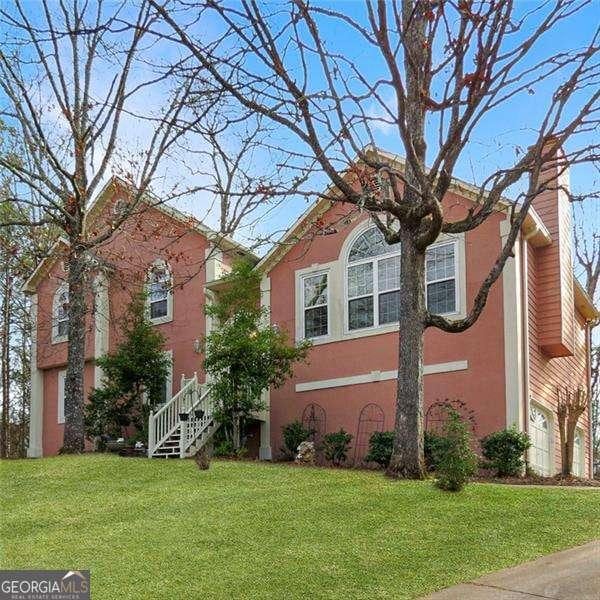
[422,540,600,599]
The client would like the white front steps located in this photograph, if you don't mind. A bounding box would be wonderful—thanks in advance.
[148,374,219,458]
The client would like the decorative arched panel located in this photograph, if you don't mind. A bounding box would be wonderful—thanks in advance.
[302,403,326,447]
[354,403,385,464]
[425,398,476,435]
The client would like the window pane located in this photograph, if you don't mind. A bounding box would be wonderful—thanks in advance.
[304,274,328,308]
[348,296,374,330]
[348,263,373,298]
[349,227,400,262]
[426,244,455,282]
[378,255,401,291]
[151,298,168,319]
[379,290,400,324]
[58,291,69,318]
[58,320,68,338]
[427,279,456,314]
[305,305,328,338]
[150,281,168,303]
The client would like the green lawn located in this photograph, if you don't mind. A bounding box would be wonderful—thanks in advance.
[1,456,599,599]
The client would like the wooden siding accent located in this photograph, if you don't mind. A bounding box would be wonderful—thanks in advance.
[527,243,590,475]
[531,156,575,357]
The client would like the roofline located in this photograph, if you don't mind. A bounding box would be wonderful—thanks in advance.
[22,176,256,293]
[22,238,70,294]
[573,278,599,322]
[257,147,550,274]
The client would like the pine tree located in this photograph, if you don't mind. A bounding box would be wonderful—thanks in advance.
[85,293,170,445]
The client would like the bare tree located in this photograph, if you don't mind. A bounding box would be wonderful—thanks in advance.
[0,0,198,452]
[0,180,48,457]
[557,385,589,476]
[574,202,599,471]
[152,0,600,477]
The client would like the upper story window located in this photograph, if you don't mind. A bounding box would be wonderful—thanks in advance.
[346,226,458,331]
[426,243,457,314]
[147,260,172,324]
[52,286,69,343]
[302,272,329,339]
[347,227,401,331]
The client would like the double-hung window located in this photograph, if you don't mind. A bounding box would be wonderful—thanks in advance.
[426,243,457,314]
[347,227,401,330]
[52,286,69,342]
[302,272,329,339]
[147,261,172,323]
[346,226,458,332]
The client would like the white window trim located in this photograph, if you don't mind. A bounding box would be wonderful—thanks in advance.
[529,402,554,476]
[52,284,69,344]
[425,241,461,317]
[57,369,66,424]
[342,225,462,335]
[146,260,173,325]
[297,268,331,342]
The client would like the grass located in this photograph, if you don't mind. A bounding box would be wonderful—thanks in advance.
[1,456,599,599]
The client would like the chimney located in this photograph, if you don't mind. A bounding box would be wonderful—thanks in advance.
[531,139,575,357]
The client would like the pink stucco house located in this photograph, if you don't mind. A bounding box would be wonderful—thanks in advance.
[25,150,598,477]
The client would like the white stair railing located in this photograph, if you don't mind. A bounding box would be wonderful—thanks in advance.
[148,373,197,457]
[180,386,216,457]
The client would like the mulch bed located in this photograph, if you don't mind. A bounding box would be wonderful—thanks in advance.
[474,474,600,487]
[117,447,147,458]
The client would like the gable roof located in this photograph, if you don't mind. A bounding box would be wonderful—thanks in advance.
[22,176,256,294]
[574,279,599,322]
[257,146,551,274]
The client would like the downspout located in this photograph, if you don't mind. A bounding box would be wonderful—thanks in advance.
[520,231,535,454]
[585,321,594,477]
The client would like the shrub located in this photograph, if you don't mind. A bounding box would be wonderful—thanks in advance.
[365,431,395,468]
[213,439,236,458]
[481,427,531,477]
[281,420,313,460]
[424,431,450,471]
[322,429,353,466]
[435,410,478,492]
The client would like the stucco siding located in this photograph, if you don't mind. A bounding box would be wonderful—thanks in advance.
[267,196,508,459]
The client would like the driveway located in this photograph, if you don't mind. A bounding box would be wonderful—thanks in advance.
[421,540,600,599]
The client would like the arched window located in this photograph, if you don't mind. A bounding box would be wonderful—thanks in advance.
[52,286,69,342]
[347,227,401,330]
[529,405,552,476]
[147,261,172,323]
[345,225,458,331]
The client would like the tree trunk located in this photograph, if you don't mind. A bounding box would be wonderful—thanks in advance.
[20,328,29,458]
[232,412,241,451]
[387,233,427,479]
[558,408,568,475]
[1,270,11,458]
[563,417,577,477]
[62,248,88,453]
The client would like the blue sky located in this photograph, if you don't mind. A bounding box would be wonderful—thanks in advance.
[169,0,600,260]
[3,0,599,279]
